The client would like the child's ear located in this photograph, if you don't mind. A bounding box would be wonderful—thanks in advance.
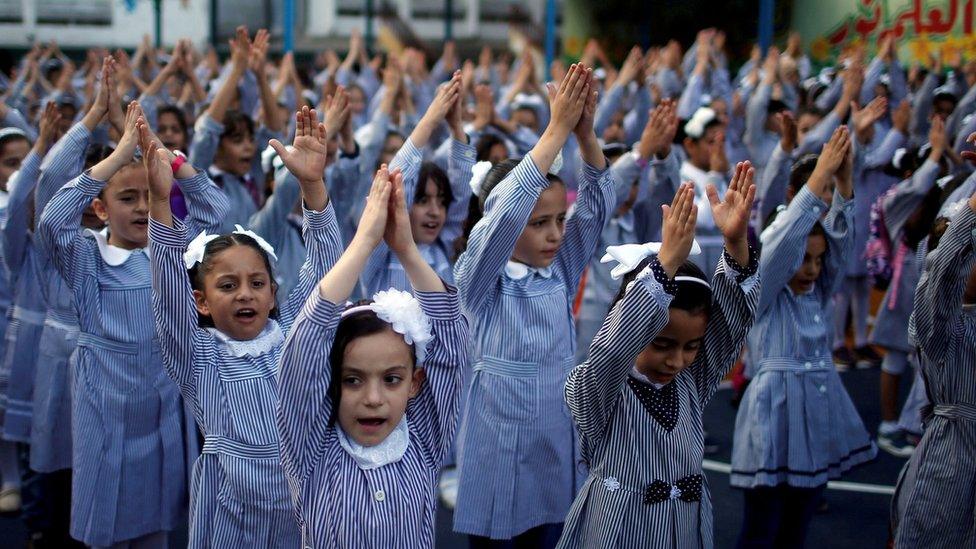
[408,367,426,398]
[193,289,211,317]
[91,197,110,223]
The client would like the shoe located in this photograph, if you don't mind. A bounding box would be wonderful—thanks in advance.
[878,430,917,458]
[438,467,458,510]
[0,486,20,513]
[833,347,855,371]
[854,345,883,369]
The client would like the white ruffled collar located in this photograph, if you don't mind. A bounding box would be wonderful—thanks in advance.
[205,320,284,358]
[629,367,667,390]
[84,228,145,266]
[505,260,553,280]
[336,416,410,470]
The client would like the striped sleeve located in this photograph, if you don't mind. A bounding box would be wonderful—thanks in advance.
[37,172,105,289]
[248,166,301,247]
[389,137,425,201]
[453,155,550,316]
[149,218,207,406]
[179,169,231,236]
[883,159,939,240]
[913,204,976,362]
[188,114,223,172]
[407,288,468,464]
[757,185,829,317]
[442,139,476,245]
[819,188,855,301]
[37,122,91,214]
[694,249,760,405]
[279,202,344,330]
[553,160,615,296]
[276,291,341,483]
[565,260,674,444]
[2,150,42,275]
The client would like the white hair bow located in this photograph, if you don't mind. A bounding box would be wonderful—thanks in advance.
[684,107,717,139]
[183,226,279,270]
[469,161,494,197]
[601,240,702,280]
[341,289,433,363]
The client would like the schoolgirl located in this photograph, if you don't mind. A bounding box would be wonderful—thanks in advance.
[731,126,876,548]
[276,164,468,548]
[559,164,759,548]
[38,101,228,548]
[451,63,614,545]
[148,105,342,547]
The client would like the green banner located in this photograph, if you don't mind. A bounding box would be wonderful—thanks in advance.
[792,0,976,63]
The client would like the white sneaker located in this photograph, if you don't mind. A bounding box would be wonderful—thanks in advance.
[0,486,20,513]
[438,467,458,510]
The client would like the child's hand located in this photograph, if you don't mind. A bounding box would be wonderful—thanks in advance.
[424,71,462,125]
[571,69,599,140]
[142,136,173,202]
[114,101,144,159]
[928,115,947,159]
[851,96,887,142]
[778,110,797,152]
[547,63,590,137]
[892,99,911,134]
[808,125,850,198]
[322,86,350,142]
[383,170,415,256]
[617,46,644,85]
[638,99,678,160]
[36,102,61,150]
[354,164,394,249]
[472,84,494,131]
[961,132,976,165]
[270,106,328,185]
[87,57,113,122]
[709,161,756,264]
[658,182,699,278]
[249,28,270,78]
[228,26,251,74]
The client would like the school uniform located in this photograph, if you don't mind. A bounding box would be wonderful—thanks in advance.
[452,156,615,539]
[732,186,876,490]
[559,251,759,549]
[0,150,45,441]
[361,138,474,296]
[150,201,341,548]
[894,205,976,548]
[38,170,228,547]
[276,288,468,548]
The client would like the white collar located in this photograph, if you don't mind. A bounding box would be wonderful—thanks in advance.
[0,189,8,209]
[205,320,284,358]
[336,415,410,470]
[505,260,553,280]
[629,367,667,390]
[679,161,716,188]
[84,228,145,266]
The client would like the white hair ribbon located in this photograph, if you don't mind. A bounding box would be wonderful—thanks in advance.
[341,289,433,363]
[512,92,546,111]
[684,107,717,139]
[233,225,279,263]
[469,160,494,197]
[183,226,279,270]
[601,240,702,280]
[549,149,564,175]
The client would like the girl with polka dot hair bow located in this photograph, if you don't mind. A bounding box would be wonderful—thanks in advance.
[559,162,760,548]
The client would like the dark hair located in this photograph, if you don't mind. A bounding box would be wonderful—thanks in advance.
[787,154,820,198]
[186,233,279,327]
[453,158,565,257]
[157,105,190,143]
[475,133,506,162]
[327,302,417,426]
[905,174,966,249]
[0,131,28,157]
[415,162,452,208]
[766,99,790,115]
[85,144,115,169]
[609,258,713,317]
[221,110,255,141]
[797,106,825,120]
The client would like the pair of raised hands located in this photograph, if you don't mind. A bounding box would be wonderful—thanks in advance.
[268,92,352,185]
[355,164,416,257]
[658,162,756,276]
[547,63,598,140]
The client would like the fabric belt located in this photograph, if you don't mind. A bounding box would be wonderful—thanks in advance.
[933,403,976,422]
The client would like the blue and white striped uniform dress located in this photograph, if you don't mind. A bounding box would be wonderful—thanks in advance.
[150,201,342,548]
[869,159,940,354]
[0,150,45,441]
[30,121,91,472]
[452,156,615,538]
[360,138,475,296]
[893,204,976,548]
[38,170,228,546]
[559,252,759,549]
[276,288,469,548]
[731,186,877,489]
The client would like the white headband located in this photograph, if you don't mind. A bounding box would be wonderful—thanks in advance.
[601,241,703,280]
[340,289,433,364]
[0,127,28,141]
[183,226,279,270]
[684,107,717,139]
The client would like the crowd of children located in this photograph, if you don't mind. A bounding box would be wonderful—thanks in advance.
[0,23,973,549]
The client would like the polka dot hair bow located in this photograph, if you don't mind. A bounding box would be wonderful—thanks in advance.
[601,240,702,280]
[643,474,704,505]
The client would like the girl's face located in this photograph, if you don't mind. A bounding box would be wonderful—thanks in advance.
[0,138,29,189]
[348,87,366,115]
[601,111,625,144]
[91,165,150,250]
[215,128,256,177]
[512,107,539,133]
[635,308,708,384]
[487,143,508,164]
[512,182,567,268]
[157,111,187,152]
[409,178,448,245]
[194,244,276,341]
[788,233,827,294]
[380,134,405,167]
[339,328,424,447]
